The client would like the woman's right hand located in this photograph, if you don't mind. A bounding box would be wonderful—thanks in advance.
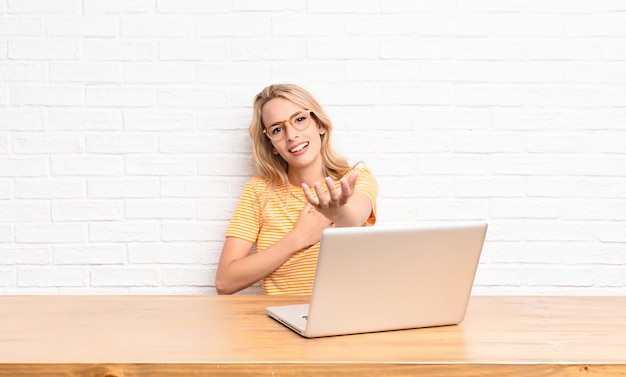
[290,203,333,250]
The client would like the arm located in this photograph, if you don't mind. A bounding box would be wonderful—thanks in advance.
[215,203,332,295]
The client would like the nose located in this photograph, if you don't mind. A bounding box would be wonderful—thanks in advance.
[284,122,299,141]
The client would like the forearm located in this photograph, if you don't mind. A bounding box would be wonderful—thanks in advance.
[215,235,304,295]
[326,192,373,227]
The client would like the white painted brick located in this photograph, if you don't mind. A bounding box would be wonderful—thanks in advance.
[158,133,231,154]
[162,221,217,242]
[0,18,41,36]
[49,109,122,131]
[380,85,453,106]
[86,133,156,154]
[380,132,451,153]
[563,155,626,176]
[19,267,85,287]
[456,39,526,61]
[232,39,306,61]
[492,154,562,176]
[420,61,492,82]
[562,200,626,221]
[0,158,47,177]
[493,15,565,37]
[158,0,230,13]
[158,87,231,108]
[197,199,239,220]
[162,267,213,287]
[381,0,453,13]
[346,17,417,36]
[382,38,452,59]
[526,177,597,198]
[46,16,119,37]
[564,109,626,130]
[53,244,126,265]
[0,109,45,131]
[0,180,11,199]
[378,176,453,198]
[602,38,626,60]
[456,86,525,107]
[50,62,122,83]
[345,62,417,82]
[564,62,626,83]
[159,40,229,61]
[273,15,344,38]
[0,225,12,242]
[197,156,256,176]
[52,200,123,222]
[594,222,626,243]
[129,242,211,264]
[15,223,85,243]
[416,199,490,221]
[13,132,83,154]
[8,38,80,60]
[51,156,123,177]
[121,15,194,37]
[160,177,231,198]
[90,266,159,287]
[529,39,601,60]
[13,178,86,199]
[83,0,156,13]
[86,86,155,108]
[491,198,561,219]
[596,178,626,199]
[522,266,594,287]
[0,246,50,264]
[0,62,45,81]
[565,15,626,37]
[89,222,159,242]
[0,268,16,287]
[418,154,491,176]
[126,156,197,176]
[8,0,81,13]
[126,199,196,219]
[527,131,597,153]
[454,131,525,153]
[493,110,562,131]
[0,200,49,222]
[196,15,271,37]
[454,177,526,198]
[124,111,195,131]
[88,178,159,199]
[124,62,195,84]
[420,16,489,37]
[525,221,596,242]
[84,40,155,61]
[11,86,83,106]
[494,62,564,83]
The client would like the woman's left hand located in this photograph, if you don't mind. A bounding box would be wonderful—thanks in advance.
[301,170,359,219]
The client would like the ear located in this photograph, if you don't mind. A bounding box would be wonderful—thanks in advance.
[272,147,279,155]
[318,125,326,136]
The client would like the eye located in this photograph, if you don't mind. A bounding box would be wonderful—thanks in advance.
[293,114,308,125]
[268,125,283,135]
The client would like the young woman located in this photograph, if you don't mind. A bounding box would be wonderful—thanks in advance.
[215,84,378,295]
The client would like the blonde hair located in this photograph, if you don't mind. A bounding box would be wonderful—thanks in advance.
[249,84,351,188]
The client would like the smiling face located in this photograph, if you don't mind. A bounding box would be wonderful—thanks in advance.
[261,97,326,174]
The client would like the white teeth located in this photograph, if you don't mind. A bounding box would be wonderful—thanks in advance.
[290,142,308,153]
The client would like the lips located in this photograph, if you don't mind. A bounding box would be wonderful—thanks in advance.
[289,142,309,153]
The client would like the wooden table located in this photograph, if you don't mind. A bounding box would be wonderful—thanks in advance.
[1,295,625,376]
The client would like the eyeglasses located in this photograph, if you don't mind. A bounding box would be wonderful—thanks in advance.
[263,110,314,141]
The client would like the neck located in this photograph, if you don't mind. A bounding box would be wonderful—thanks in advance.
[287,163,326,188]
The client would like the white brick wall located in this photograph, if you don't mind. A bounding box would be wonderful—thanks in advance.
[1,1,625,295]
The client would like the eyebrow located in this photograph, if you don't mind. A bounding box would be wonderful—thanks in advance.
[269,110,305,127]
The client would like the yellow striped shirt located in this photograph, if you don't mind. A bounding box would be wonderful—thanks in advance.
[225,167,378,295]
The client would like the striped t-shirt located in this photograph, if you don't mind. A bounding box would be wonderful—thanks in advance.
[225,167,378,295]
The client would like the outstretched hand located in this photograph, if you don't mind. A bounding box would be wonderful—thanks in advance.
[301,170,360,220]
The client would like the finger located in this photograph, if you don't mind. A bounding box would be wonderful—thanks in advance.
[301,183,319,206]
[313,181,329,208]
[337,177,352,204]
[324,177,341,204]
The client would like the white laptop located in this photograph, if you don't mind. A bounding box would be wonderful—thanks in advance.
[266,221,488,338]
